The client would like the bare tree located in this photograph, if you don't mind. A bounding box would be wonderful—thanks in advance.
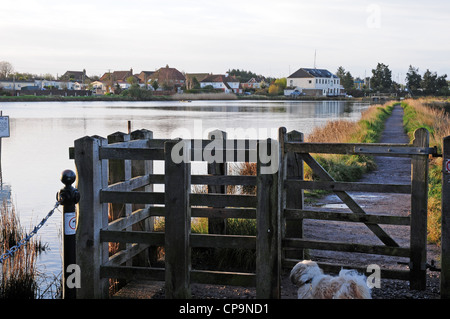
[0,61,14,79]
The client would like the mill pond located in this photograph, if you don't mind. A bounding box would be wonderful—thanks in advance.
[0,99,370,297]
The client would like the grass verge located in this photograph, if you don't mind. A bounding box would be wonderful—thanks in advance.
[401,98,450,245]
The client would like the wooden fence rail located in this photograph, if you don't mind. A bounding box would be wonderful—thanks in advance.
[71,127,449,299]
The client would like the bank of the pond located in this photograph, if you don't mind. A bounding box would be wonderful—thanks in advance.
[401,99,450,245]
[0,93,356,102]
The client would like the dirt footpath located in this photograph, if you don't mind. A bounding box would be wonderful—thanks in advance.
[303,103,440,299]
[114,104,441,299]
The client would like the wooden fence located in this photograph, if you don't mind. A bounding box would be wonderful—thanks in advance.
[72,129,279,299]
[70,127,448,298]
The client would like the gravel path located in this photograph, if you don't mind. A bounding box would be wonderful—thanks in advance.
[114,104,441,299]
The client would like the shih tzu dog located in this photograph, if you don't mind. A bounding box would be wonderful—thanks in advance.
[290,260,371,299]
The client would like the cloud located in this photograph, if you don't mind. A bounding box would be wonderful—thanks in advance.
[0,0,448,78]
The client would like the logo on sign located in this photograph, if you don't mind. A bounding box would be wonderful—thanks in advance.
[64,212,76,235]
[446,159,450,173]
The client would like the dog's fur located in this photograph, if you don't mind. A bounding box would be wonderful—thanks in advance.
[290,260,371,299]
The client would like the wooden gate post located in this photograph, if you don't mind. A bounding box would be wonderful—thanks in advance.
[285,130,304,260]
[256,138,280,299]
[164,139,191,299]
[107,132,132,271]
[130,129,155,265]
[441,135,450,298]
[410,128,429,290]
[207,129,227,234]
[74,136,109,299]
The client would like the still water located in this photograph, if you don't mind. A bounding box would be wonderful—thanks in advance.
[0,99,369,296]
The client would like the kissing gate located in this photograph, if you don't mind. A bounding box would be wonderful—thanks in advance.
[70,127,441,299]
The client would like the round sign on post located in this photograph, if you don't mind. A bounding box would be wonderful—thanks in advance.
[64,212,77,235]
[445,159,450,173]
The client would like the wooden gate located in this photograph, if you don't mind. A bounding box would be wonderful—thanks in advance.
[278,126,434,290]
[72,129,280,299]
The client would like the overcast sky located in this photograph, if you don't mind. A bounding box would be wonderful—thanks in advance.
[1,0,449,83]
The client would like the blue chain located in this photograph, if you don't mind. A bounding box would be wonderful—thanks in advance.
[0,202,60,263]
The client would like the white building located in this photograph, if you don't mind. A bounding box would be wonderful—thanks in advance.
[200,74,242,94]
[285,68,343,97]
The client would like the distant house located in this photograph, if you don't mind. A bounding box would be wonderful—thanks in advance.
[0,79,35,91]
[286,68,343,96]
[90,81,107,95]
[150,65,185,90]
[185,73,210,90]
[200,74,242,94]
[60,70,89,83]
[137,71,155,86]
[100,68,137,92]
[241,77,262,90]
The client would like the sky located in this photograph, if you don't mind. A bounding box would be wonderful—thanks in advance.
[1,0,449,83]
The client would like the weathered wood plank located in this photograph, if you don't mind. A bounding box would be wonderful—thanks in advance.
[100,190,165,204]
[100,230,165,245]
[106,175,150,192]
[285,130,305,260]
[207,130,228,235]
[106,207,153,231]
[441,135,450,299]
[101,138,150,149]
[100,147,165,160]
[74,135,109,299]
[105,243,150,267]
[410,128,429,290]
[285,142,434,157]
[256,139,280,299]
[284,208,410,225]
[300,153,399,247]
[283,238,410,257]
[164,139,191,299]
[286,180,411,194]
[130,129,155,266]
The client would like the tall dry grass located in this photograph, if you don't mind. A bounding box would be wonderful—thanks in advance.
[401,98,450,245]
[303,102,394,182]
[0,202,38,298]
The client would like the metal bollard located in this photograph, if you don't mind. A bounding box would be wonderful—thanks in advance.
[57,169,80,299]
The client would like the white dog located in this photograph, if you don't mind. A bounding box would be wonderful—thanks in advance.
[290,260,371,299]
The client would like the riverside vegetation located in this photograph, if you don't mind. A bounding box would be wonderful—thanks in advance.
[401,98,450,245]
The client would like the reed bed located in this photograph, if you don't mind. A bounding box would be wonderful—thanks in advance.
[0,202,39,299]
[304,102,394,183]
[401,98,450,245]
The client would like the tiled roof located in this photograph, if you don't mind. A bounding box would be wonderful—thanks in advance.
[151,66,185,81]
[288,68,337,78]
[201,74,239,83]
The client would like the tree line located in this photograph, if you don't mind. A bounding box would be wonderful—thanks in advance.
[336,63,449,97]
